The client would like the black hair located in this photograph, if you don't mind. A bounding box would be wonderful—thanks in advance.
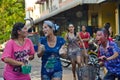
[104,22,110,36]
[104,23,110,30]
[97,28,109,38]
[11,22,25,39]
[81,25,87,31]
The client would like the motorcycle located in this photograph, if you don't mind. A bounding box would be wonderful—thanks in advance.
[77,38,102,80]
[60,57,71,67]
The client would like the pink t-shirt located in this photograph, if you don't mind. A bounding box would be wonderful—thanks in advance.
[1,38,35,80]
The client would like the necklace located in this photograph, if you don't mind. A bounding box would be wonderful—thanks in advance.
[17,39,24,46]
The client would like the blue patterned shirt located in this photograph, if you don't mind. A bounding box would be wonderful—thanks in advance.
[99,41,120,75]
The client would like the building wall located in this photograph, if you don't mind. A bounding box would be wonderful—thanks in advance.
[88,2,117,36]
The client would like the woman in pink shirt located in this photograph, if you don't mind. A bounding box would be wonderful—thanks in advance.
[1,22,35,80]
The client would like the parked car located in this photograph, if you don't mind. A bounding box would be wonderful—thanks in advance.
[0,42,7,52]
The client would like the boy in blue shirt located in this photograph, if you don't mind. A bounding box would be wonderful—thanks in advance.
[96,28,120,80]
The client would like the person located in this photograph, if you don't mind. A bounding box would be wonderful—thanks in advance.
[64,24,84,80]
[79,25,90,65]
[104,22,113,41]
[37,20,66,80]
[1,22,35,80]
[96,28,120,80]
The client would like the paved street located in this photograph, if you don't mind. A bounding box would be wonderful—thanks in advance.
[0,52,104,80]
[0,52,73,80]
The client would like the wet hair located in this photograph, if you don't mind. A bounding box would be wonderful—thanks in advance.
[11,22,25,39]
[97,28,109,38]
[43,20,59,33]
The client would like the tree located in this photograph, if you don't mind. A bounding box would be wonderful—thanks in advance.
[0,0,25,43]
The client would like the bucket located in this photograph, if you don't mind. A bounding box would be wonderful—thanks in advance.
[21,64,31,74]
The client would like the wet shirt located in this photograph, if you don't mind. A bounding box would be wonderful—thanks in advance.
[1,38,35,80]
[67,34,80,55]
[99,41,120,75]
[40,36,65,75]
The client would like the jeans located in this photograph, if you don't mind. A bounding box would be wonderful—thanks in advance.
[104,71,120,80]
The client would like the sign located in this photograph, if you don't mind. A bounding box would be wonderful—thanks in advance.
[83,0,105,4]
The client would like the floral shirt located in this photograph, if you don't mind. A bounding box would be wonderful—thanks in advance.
[99,41,120,75]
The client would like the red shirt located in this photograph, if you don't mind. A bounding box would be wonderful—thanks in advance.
[79,32,90,48]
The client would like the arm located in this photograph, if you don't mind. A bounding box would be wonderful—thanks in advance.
[107,52,119,60]
[3,58,24,66]
[82,32,90,42]
[76,32,86,50]
[99,44,119,61]
[82,38,90,42]
[37,43,45,58]
[107,43,120,60]
[29,55,34,60]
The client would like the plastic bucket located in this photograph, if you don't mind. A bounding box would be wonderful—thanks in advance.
[21,64,31,74]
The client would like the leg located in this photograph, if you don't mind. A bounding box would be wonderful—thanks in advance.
[76,56,82,80]
[52,71,62,80]
[81,49,84,66]
[71,59,77,80]
[76,55,82,68]
[84,49,88,65]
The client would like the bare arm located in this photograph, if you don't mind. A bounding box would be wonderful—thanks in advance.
[29,55,34,60]
[82,38,90,42]
[3,58,24,66]
[37,43,45,58]
[76,32,86,50]
[107,52,119,60]
[82,32,90,41]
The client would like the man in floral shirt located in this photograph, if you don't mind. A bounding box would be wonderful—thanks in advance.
[96,28,120,80]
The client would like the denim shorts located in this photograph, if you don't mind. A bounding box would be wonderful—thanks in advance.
[41,71,62,80]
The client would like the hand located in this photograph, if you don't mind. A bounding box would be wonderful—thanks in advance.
[99,56,107,61]
[59,45,67,55]
[29,55,34,60]
[20,62,25,66]
[37,43,45,58]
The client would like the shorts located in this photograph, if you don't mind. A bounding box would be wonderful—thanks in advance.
[41,71,62,80]
[104,71,120,80]
[68,48,81,60]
